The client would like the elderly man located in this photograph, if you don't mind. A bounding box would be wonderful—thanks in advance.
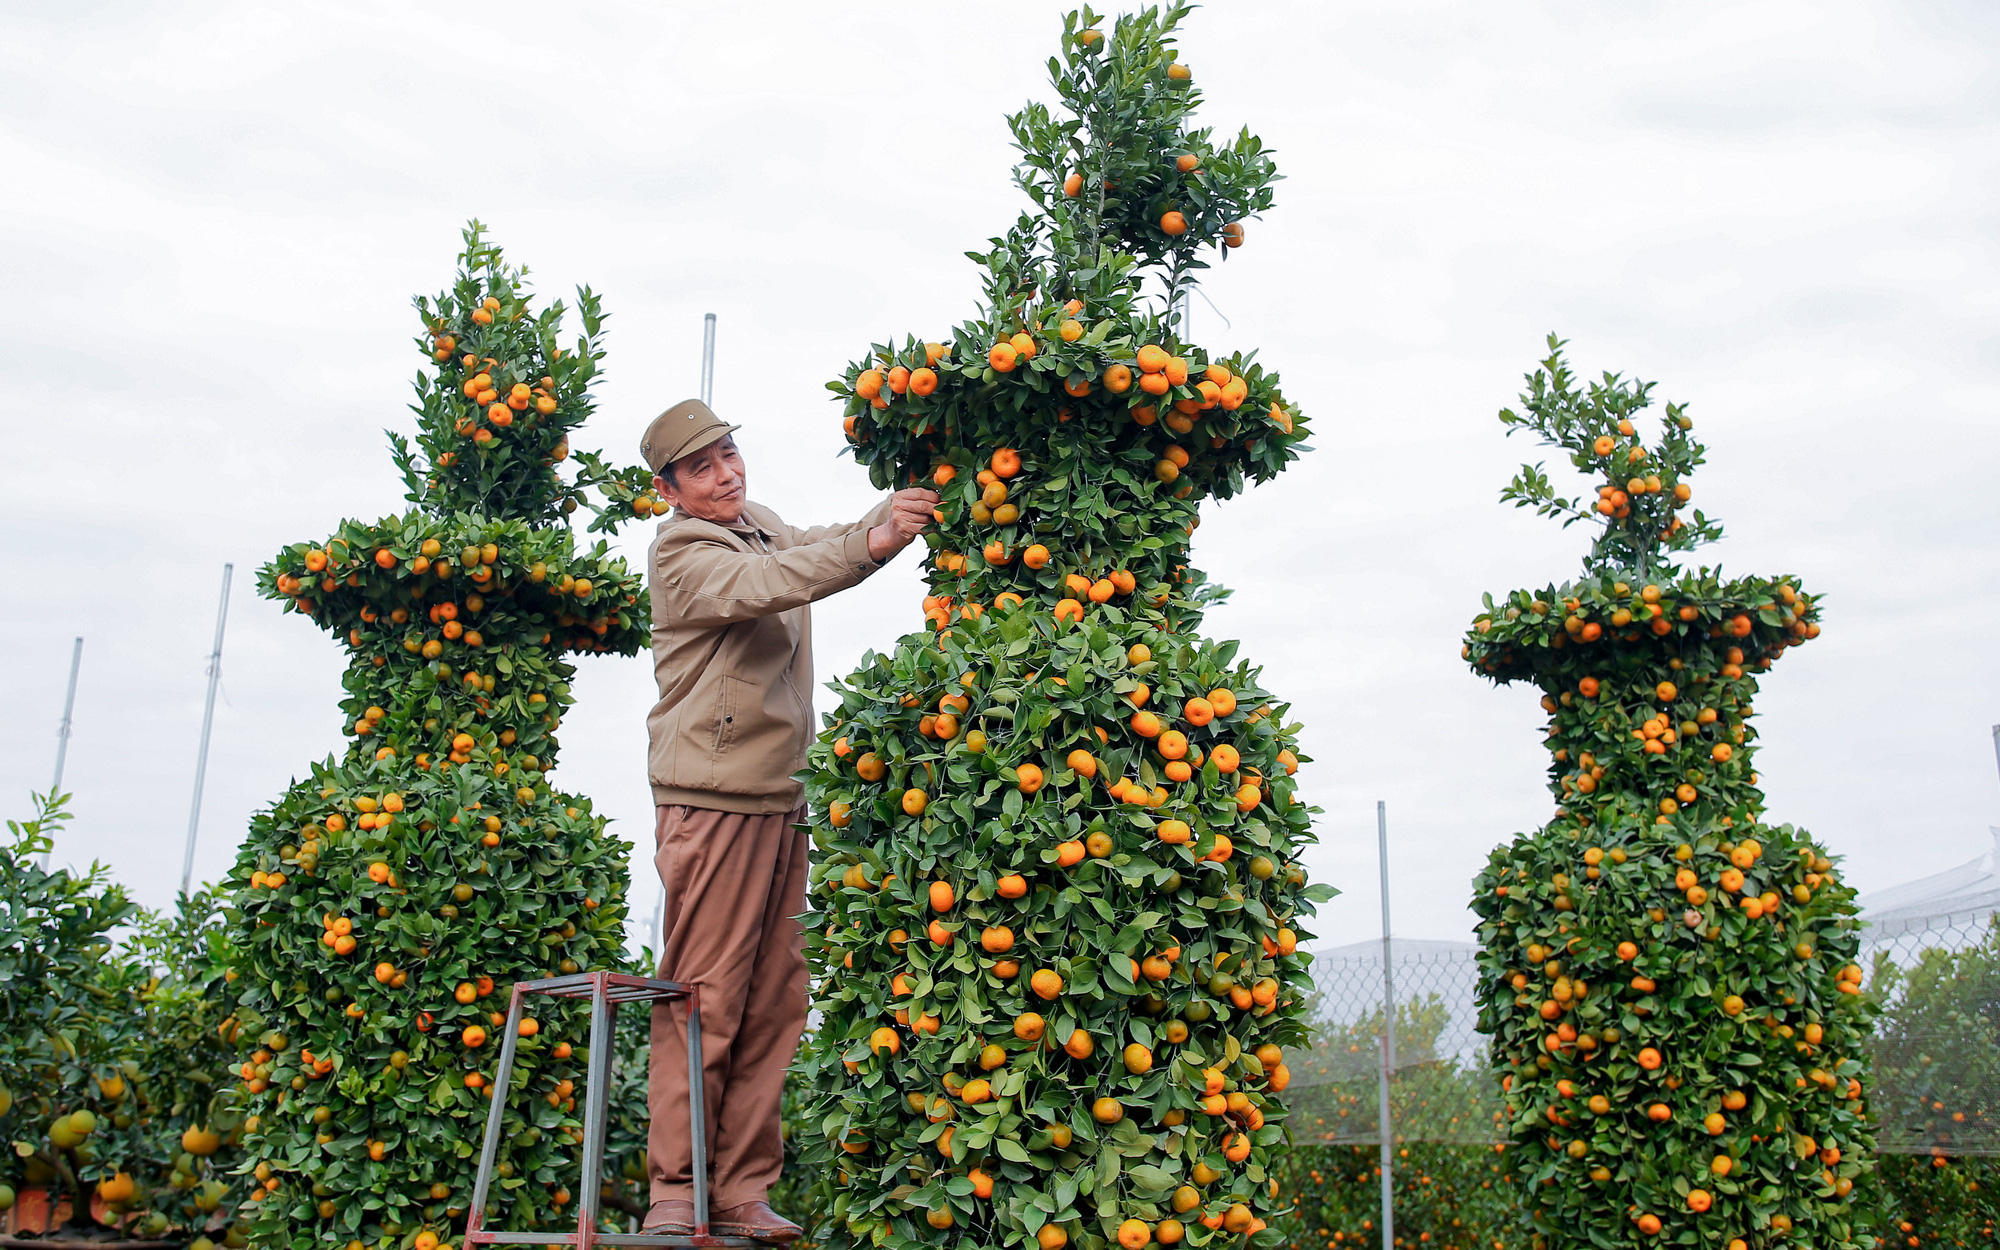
[637,398,936,1242]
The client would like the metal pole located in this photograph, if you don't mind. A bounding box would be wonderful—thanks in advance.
[181,563,233,897]
[1376,800,1395,1250]
[1990,723,1998,782]
[699,312,717,407]
[576,976,613,1250]
[52,640,83,796]
[39,637,83,870]
[687,986,710,1235]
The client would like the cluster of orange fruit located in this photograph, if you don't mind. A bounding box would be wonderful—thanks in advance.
[446,339,560,447]
[832,672,1296,827]
[843,311,1296,482]
[920,444,1207,629]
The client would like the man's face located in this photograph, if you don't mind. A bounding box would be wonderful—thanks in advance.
[656,436,746,524]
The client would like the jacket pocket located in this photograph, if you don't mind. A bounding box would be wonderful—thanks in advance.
[712,674,740,760]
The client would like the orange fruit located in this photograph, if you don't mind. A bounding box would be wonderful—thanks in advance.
[1092,1097,1125,1124]
[1207,688,1237,716]
[1016,763,1045,793]
[1014,1012,1046,1041]
[1030,968,1063,999]
[997,873,1028,898]
[1160,211,1188,235]
[929,881,955,911]
[902,788,929,816]
[989,343,1019,372]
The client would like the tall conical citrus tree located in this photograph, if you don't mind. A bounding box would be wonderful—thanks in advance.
[223,224,659,1250]
[1464,338,1878,1249]
[794,9,1332,1250]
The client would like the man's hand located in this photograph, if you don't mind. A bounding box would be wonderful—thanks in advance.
[868,488,940,562]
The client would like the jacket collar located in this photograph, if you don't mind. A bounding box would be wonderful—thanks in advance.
[669,501,777,541]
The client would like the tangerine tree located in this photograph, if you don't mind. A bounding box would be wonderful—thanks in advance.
[222,224,654,1250]
[794,9,1329,1250]
[1464,337,1878,1248]
[0,793,249,1244]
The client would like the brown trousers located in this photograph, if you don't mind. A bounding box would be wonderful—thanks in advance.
[647,803,809,1210]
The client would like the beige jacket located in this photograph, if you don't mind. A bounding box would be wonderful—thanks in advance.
[646,496,895,814]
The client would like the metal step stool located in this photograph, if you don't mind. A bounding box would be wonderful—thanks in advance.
[463,971,763,1249]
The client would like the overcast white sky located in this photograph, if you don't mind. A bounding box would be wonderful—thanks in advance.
[3,0,1996,953]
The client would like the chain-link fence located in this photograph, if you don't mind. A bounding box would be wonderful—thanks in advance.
[1858,906,1999,1156]
[1287,940,1501,1148]
[1292,898,2000,1156]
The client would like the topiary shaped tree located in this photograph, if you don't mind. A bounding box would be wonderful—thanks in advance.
[1465,336,1878,1248]
[792,9,1331,1250]
[224,224,657,1250]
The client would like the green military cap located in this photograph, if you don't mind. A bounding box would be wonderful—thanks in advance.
[640,399,739,473]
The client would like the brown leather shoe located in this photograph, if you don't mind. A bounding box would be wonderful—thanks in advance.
[711,1200,802,1243]
[643,1199,696,1235]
